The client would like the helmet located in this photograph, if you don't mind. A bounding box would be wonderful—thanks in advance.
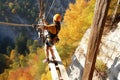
[53,14,61,22]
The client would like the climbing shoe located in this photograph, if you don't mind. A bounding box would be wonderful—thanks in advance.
[43,58,49,63]
[52,56,56,61]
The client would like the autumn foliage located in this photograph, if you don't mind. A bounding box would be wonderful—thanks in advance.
[58,0,95,48]
[8,68,33,80]
[7,48,45,80]
[0,0,119,80]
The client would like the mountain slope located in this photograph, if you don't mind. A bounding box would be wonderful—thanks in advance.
[0,0,75,54]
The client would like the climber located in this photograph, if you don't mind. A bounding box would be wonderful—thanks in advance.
[42,14,61,62]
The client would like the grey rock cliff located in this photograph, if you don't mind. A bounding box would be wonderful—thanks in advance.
[67,22,120,80]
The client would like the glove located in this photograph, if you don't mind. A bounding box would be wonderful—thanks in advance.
[32,24,38,29]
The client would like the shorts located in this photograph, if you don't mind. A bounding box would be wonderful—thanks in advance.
[45,38,54,47]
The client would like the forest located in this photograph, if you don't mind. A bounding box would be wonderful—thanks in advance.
[0,0,120,80]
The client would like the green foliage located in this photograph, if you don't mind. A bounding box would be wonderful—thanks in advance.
[108,0,119,16]
[0,0,39,23]
[10,57,20,69]
[10,50,15,60]
[15,33,29,55]
[95,59,107,72]
[6,46,12,56]
[30,40,40,53]
[0,0,5,11]
[11,8,16,14]
[10,51,28,69]
[19,55,28,68]
[0,69,9,80]
[0,54,11,73]
[5,16,9,22]
[27,39,33,47]
[8,2,14,9]
[0,36,14,54]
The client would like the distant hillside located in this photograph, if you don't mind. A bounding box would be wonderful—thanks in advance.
[0,0,75,54]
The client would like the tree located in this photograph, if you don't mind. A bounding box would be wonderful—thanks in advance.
[10,50,15,60]
[0,54,10,74]
[31,40,39,53]
[8,2,14,9]
[27,39,33,48]
[82,0,111,80]
[6,46,12,56]
[15,33,29,55]
[0,37,14,54]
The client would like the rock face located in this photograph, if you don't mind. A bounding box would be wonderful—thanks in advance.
[67,22,120,80]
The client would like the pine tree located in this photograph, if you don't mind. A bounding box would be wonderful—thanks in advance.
[31,40,39,53]
[15,33,29,55]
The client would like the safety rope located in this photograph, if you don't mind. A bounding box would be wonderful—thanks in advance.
[45,0,56,19]
[0,22,32,27]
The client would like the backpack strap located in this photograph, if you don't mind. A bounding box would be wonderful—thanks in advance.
[55,21,60,35]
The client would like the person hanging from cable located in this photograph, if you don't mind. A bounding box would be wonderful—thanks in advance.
[42,13,61,62]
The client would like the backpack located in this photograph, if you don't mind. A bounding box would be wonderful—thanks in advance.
[55,21,61,35]
[53,21,61,43]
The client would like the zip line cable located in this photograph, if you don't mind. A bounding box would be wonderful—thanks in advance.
[0,22,32,27]
[45,0,56,19]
